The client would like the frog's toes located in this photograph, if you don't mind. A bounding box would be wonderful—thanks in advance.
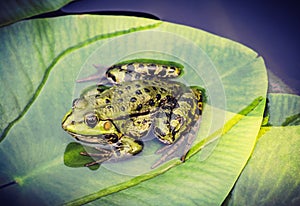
[80,148,113,167]
[152,136,186,168]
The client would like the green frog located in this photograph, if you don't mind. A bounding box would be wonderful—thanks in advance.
[62,61,203,167]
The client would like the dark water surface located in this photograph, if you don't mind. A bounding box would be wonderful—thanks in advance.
[61,0,299,94]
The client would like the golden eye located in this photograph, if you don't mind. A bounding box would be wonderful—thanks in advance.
[103,121,112,130]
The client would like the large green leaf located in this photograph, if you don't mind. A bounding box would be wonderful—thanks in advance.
[228,94,300,205]
[0,16,267,205]
[0,0,73,27]
[267,93,300,126]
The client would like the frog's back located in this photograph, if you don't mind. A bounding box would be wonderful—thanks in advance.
[97,80,183,119]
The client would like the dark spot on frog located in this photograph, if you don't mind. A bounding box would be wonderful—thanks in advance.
[125,85,131,90]
[170,66,176,73]
[135,89,142,95]
[136,104,143,111]
[117,90,123,94]
[165,112,172,119]
[152,86,157,91]
[160,88,167,92]
[105,99,110,104]
[135,84,141,88]
[138,63,144,68]
[105,134,118,143]
[135,73,141,79]
[95,94,100,99]
[97,85,107,93]
[106,105,113,109]
[168,97,179,108]
[159,69,166,76]
[142,119,149,124]
[120,106,125,111]
[130,97,137,102]
[148,99,155,106]
[147,64,156,75]
[114,65,122,70]
[117,98,123,103]
[144,88,151,93]
[171,130,176,141]
[156,93,161,101]
[126,63,135,72]
[149,63,156,68]
[107,72,117,82]
[149,69,155,75]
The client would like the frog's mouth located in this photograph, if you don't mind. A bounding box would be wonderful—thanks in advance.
[67,131,109,145]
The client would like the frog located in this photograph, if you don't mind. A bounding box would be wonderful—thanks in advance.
[62,60,204,167]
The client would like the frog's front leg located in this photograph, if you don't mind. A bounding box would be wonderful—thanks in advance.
[120,114,153,138]
[81,136,144,167]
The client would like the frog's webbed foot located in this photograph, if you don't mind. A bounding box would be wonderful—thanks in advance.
[152,118,201,168]
[76,64,110,84]
[80,148,113,167]
[80,136,144,167]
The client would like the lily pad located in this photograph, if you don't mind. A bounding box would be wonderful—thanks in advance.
[0,15,267,205]
[0,0,73,27]
[228,94,300,205]
[267,93,300,126]
[0,15,160,139]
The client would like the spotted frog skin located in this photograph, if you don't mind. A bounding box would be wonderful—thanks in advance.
[62,61,203,166]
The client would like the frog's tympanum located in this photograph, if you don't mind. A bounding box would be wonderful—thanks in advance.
[62,61,203,167]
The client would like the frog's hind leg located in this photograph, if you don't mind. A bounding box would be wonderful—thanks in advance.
[154,92,200,144]
[152,119,201,168]
[152,91,202,168]
[106,62,183,83]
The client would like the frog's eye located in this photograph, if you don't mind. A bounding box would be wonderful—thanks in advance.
[85,114,98,128]
[103,121,112,130]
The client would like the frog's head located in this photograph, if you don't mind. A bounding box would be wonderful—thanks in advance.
[62,97,120,144]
